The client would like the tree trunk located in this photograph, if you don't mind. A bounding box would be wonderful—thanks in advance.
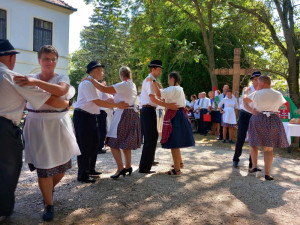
[208,53,217,90]
[287,58,300,108]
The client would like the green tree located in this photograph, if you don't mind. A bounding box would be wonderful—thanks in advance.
[69,0,131,97]
[229,0,300,107]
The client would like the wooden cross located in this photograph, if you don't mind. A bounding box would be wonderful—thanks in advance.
[213,48,259,96]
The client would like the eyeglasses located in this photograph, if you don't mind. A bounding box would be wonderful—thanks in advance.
[41,57,57,63]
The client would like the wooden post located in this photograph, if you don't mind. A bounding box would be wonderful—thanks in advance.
[232,48,241,98]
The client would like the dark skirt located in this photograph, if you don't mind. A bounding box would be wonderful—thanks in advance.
[211,110,221,123]
[248,113,289,148]
[35,160,72,178]
[106,109,141,150]
[162,109,195,149]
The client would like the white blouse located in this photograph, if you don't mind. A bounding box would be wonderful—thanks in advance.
[113,79,137,105]
[248,88,286,112]
[161,86,186,108]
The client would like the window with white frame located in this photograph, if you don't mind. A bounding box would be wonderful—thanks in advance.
[33,18,52,51]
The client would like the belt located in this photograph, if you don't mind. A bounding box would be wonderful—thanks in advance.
[260,111,277,117]
[27,108,68,113]
[142,104,156,108]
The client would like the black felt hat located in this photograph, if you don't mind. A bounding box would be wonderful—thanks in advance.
[0,39,20,56]
[86,61,105,74]
[250,71,261,79]
[148,60,163,68]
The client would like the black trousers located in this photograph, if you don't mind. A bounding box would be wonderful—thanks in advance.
[199,108,208,135]
[233,110,252,167]
[73,109,99,180]
[0,117,23,217]
[139,107,158,171]
[97,110,107,150]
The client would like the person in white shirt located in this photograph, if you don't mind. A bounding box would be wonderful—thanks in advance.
[218,89,238,143]
[232,71,260,168]
[193,92,202,133]
[244,75,289,180]
[0,40,69,221]
[85,66,141,179]
[73,61,128,183]
[14,45,81,222]
[194,92,211,135]
[152,72,195,175]
[218,84,236,140]
[139,60,178,173]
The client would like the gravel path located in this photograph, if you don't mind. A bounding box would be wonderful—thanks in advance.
[3,135,300,225]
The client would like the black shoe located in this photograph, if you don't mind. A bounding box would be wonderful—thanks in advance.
[77,177,96,183]
[139,169,156,174]
[248,168,261,173]
[152,161,159,165]
[42,205,54,222]
[125,167,133,176]
[265,175,274,181]
[89,170,102,176]
[217,137,223,140]
[228,139,234,144]
[98,148,107,154]
[110,168,126,179]
[233,161,238,168]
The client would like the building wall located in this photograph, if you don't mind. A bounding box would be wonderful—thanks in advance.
[0,0,73,76]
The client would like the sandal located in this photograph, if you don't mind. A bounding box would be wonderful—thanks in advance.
[165,169,182,175]
[171,163,184,168]
[248,168,260,173]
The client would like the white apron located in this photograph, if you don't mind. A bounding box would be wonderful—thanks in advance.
[24,74,80,169]
[24,111,81,169]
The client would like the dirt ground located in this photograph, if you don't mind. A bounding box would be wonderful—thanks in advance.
[3,134,300,225]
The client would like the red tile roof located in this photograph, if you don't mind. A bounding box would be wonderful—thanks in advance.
[40,0,77,11]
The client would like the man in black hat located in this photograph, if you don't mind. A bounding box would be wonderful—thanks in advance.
[73,61,128,183]
[139,60,178,173]
[232,71,261,168]
[0,39,70,221]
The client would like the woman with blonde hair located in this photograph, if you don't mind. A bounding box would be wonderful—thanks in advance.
[85,66,141,178]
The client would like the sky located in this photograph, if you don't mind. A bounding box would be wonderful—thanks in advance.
[63,0,94,53]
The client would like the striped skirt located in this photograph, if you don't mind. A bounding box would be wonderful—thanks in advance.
[106,109,141,150]
[248,113,289,148]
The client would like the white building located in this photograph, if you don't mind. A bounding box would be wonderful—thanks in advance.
[0,0,76,75]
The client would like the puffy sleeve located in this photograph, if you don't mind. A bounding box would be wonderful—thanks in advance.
[57,74,70,85]
[113,81,127,94]
[278,93,287,106]
[161,86,174,100]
